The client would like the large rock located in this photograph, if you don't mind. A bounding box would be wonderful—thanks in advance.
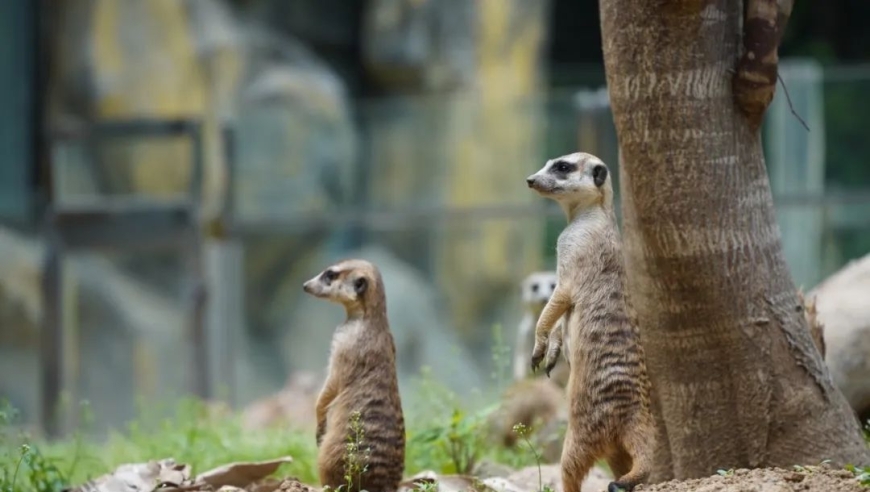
[808,253,870,423]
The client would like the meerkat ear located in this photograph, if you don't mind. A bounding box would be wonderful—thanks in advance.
[354,277,368,295]
[592,164,608,188]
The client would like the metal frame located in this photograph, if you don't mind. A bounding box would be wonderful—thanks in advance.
[41,118,212,438]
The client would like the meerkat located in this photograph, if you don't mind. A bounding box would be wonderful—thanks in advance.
[487,272,570,454]
[515,271,570,387]
[302,259,405,492]
[526,152,656,492]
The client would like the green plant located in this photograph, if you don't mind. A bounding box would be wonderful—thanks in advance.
[846,464,870,486]
[343,410,371,492]
[716,468,734,477]
[409,407,489,475]
[512,422,551,492]
[412,480,439,492]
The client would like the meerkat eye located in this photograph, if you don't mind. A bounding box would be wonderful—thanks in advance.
[531,283,539,293]
[550,283,556,290]
[554,162,570,173]
[322,269,338,282]
[592,164,608,187]
[353,277,368,295]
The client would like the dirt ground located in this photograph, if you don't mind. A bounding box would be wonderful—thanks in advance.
[634,465,865,492]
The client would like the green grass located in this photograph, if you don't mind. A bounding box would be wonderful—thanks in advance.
[0,386,536,492]
[0,325,544,492]
[0,398,319,492]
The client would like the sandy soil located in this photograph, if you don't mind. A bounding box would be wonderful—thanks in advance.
[635,465,864,492]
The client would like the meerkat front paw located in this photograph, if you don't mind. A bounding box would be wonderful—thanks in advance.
[316,421,326,446]
[530,339,547,372]
[543,344,562,377]
[543,325,564,377]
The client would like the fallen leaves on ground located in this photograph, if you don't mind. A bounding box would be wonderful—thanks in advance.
[64,456,297,492]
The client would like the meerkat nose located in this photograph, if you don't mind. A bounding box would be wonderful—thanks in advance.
[526,176,537,187]
[302,280,313,293]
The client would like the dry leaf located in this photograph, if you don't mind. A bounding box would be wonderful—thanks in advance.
[195,456,294,489]
[65,458,194,492]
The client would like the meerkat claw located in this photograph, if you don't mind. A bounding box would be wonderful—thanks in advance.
[530,345,546,372]
[607,482,629,492]
[544,359,557,378]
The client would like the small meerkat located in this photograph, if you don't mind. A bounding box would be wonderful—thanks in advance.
[303,259,405,492]
[515,271,570,387]
[526,152,656,492]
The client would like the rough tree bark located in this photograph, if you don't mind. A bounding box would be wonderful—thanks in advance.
[599,0,870,482]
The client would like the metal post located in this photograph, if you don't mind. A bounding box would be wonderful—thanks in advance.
[40,222,62,438]
[188,123,210,400]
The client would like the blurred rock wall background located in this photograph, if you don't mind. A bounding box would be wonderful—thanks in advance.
[4,0,869,437]
[0,0,562,432]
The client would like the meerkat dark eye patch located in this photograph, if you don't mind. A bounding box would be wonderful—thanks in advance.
[592,164,608,187]
[354,277,368,295]
[549,160,576,175]
[322,269,338,283]
[531,283,539,293]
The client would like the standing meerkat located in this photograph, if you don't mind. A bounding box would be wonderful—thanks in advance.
[302,259,405,492]
[526,152,656,492]
[514,271,570,386]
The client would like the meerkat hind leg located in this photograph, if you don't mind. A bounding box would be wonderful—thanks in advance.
[560,426,598,492]
[608,423,654,492]
[605,445,633,483]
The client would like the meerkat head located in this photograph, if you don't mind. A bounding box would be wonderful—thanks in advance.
[521,271,558,310]
[525,152,612,214]
[302,259,386,317]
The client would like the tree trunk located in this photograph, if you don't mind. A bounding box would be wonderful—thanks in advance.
[599,0,870,482]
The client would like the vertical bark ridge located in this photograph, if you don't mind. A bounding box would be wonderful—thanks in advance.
[600,0,870,481]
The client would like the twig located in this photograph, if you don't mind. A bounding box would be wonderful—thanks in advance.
[777,72,810,132]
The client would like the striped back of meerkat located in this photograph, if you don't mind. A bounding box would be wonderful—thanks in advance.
[572,228,652,420]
